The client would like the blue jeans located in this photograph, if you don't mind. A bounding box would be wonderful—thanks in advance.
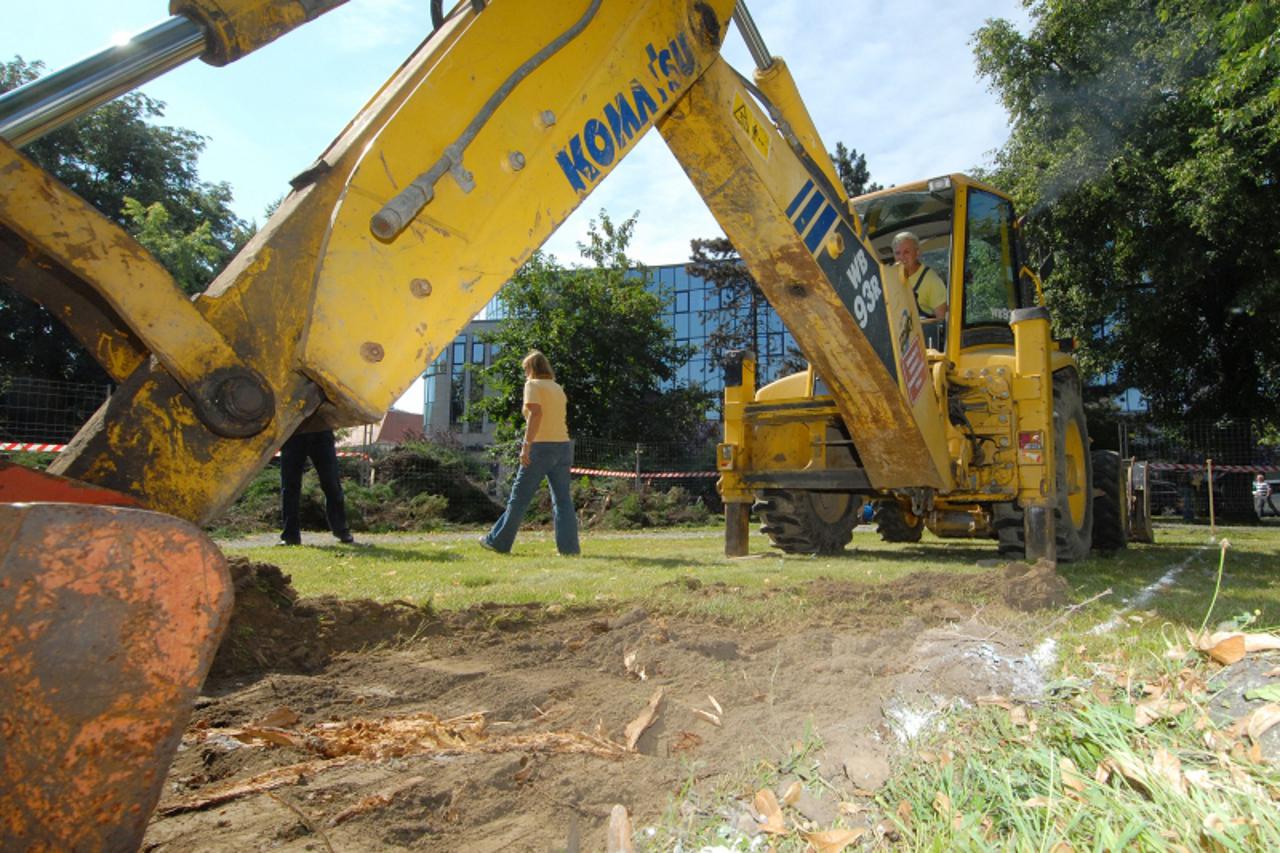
[483,441,579,554]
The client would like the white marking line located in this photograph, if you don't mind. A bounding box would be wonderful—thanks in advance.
[1088,538,1216,635]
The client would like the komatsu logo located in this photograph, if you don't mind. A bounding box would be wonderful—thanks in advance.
[556,32,696,194]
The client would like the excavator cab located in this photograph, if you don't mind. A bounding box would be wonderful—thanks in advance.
[854,174,1037,357]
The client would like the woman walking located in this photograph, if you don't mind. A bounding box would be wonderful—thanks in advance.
[480,351,580,555]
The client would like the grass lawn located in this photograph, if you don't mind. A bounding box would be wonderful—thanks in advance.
[227,526,998,625]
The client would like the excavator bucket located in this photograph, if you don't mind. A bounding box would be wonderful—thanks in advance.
[0,501,232,851]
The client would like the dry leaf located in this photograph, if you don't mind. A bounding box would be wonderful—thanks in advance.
[800,828,866,852]
[895,798,913,829]
[1207,635,1247,665]
[838,801,865,816]
[1264,666,1280,678]
[691,708,721,727]
[1204,813,1225,833]
[1049,843,1075,853]
[1246,703,1280,741]
[624,687,664,751]
[1009,706,1029,727]
[1099,755,1151,797]
[606,804,634,853]
[1152,747,1185,795]
[978,695,1014,710]
[1184,768,1214,791]
[875,818,901,842]
[1244,633,1280,652]
[1059,757,1087,795]
[671,730,702,752]
[781,780,802,806]
[708,694,723,715]
[1023,795,1053,808]
[1134,698,1188,727]
[753,788,787,835]
[931,791,953,818]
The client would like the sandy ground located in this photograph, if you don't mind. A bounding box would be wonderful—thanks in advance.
[141,551,1069,851]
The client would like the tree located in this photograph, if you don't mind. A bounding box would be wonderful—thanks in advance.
[830,142,882,198]
[972,1,1280,423]
[475,211,713,446]
[0,57,251,384]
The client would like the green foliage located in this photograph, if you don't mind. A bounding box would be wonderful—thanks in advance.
[0,56,251,383]
[476,210,713,444]
[829,141,883,198]
[972,1,1280,422]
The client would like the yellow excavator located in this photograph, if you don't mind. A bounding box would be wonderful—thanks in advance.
[0,0,1143,847]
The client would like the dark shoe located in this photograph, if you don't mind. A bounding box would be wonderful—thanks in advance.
[278,538,300,547]
[337,533,355,544]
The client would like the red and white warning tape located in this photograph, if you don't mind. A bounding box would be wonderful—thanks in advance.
[1149,462,1273,474]
[3,443,1268,477]
[570,467,718,479]
[1,442,368,459]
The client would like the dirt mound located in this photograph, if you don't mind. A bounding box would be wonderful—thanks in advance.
[210,557,438,679]
[1000,559,1070,611]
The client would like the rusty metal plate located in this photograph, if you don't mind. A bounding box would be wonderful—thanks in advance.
[0,502,232,851]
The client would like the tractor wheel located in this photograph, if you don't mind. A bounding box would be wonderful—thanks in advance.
[756,489,858,554]
[873,500,924,542]
[1090,449,1128,551]
[994,371,1094,561]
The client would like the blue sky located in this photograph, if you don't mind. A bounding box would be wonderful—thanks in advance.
[6,0,1028,410]
[6,0,1028,264]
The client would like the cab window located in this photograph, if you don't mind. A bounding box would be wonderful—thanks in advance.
[962,190,1020,330]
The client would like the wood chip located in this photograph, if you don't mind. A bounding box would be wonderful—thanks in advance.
[691,708,721,727]
[606,804,634,853]
[624,687,664,751]
[328,776,425,827]
[781,780,802,806]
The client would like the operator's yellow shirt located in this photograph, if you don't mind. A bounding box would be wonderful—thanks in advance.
[889,263,947,317]
[523,378,570,442]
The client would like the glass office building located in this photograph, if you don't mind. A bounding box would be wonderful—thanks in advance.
[421,262,799,444]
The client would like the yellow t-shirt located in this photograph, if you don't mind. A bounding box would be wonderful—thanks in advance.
[523,378,570,442]
[892,263,947,317]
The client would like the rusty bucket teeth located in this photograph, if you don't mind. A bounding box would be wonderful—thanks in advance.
[0,502,232,851]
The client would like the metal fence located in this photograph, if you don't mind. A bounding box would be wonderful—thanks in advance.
[0,376,111,444]
[4,377,1277,525]
[1118,418,1278,522]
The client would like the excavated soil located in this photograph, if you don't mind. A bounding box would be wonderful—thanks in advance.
[143,555,1061,851]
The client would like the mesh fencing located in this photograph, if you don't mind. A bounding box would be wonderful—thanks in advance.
[3,376,1277,526]
[1119,419,1278,522]
[0,377,111,444]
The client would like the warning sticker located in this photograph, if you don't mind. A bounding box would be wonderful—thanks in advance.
[731,92,771,160]
[897,310,928,404]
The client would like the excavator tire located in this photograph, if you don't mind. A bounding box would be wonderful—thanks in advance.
[1091,449,1128,551]
[873,500,924,542]
[756,489,858,554]
[994,371,1094,561]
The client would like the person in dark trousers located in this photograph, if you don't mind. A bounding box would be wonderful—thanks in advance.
[279,428,355,545]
